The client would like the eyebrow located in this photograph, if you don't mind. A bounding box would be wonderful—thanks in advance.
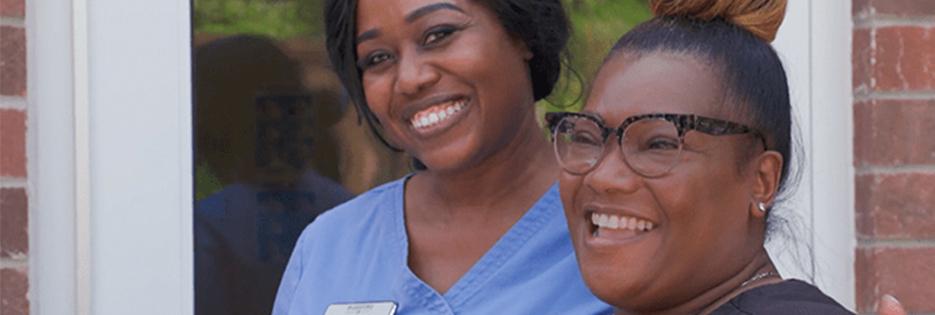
[356,3,464,44]
[405,2,464,23]
[357,29,381,44]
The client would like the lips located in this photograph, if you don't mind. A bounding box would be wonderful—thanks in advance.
[403,95,472,137]
[591,212,656,231]
[580,204,660,246]
[409,98,468,129]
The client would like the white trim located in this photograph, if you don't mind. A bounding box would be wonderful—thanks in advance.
[28,0,79,314]
[770,0,856,310]
[808,0,855,308]
[71,0,91,313]
[768,0,856,311]
[29,0,193,314]
[770,0,817,291]
[85,0,193,313]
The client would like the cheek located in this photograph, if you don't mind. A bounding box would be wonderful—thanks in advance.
[449,36,532,102]
[362,76,392,116]
[656,158,752,249]
[559,172,584,212]
[362,75,413,140]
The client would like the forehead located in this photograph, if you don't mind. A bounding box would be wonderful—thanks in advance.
[356,0,471,29]
[585,52,725,124]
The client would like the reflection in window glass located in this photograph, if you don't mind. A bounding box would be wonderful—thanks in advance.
[192,1,410,314]
[191,0,649,314]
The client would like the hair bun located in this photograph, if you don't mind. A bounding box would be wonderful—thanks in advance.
[650,0,787,42]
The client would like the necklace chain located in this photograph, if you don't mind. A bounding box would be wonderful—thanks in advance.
[740,271,779,288]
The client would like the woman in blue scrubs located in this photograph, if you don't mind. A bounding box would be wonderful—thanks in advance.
[273,0,610,314]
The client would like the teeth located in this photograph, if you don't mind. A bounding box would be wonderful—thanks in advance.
[410,99,468,130]
[590,212,656,232]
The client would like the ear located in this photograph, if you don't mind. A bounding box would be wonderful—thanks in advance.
[749,151,783,219]
[522,46,533,61]
[509,35,533,61]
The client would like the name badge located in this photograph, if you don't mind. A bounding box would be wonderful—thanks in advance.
[324,301,397,315]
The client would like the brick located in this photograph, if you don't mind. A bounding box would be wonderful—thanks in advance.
[0,0,24,17]
[0,268,28,315]
[854,100,935,166]
[872,27,935,92]
[853,29,872,91]
[0,188,27,258]
[0,109,26,177]
[0,26,26,96]
[856,173,935,238]
[854,0,935,17]
[856,247,935,313]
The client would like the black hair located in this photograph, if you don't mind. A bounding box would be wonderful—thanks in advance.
[607,17,797,217]
[323,0,570,151]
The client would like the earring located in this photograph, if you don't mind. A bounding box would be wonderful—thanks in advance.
[756,202,768,213]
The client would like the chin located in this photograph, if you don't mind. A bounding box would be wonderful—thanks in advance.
[579,257,660,311]
[582,267,631,305]
[413,137,488,172]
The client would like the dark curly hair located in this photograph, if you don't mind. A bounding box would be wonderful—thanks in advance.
[324,0,570,150]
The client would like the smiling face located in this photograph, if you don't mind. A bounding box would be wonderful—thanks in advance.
[355,0,537,171]
[560,52,769,312]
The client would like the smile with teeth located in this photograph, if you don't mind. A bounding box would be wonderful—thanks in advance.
[591,212,656,232]
[410,98,468,129]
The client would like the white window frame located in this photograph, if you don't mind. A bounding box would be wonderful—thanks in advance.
[771,0,855,309]
[28,0,852,313]
[29,0,193,314]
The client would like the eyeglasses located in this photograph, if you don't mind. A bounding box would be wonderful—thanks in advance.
[546,112,767,178]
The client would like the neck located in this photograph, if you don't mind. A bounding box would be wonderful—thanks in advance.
[618,249,779,315]
[697,250,778,315]
[413,110,558,216]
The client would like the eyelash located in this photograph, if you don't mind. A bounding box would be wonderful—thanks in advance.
[359,25,461,70]
[422,25,457,46]
[362,52,392,69]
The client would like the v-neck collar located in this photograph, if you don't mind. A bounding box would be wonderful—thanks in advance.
[390,175,560,312]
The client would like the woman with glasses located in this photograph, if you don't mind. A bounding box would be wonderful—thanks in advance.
[272,0,610,314]
[552,0,855,313]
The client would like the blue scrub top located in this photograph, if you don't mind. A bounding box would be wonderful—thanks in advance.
[273,177,612,315]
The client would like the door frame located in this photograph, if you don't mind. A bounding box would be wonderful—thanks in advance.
[29,0,193,314]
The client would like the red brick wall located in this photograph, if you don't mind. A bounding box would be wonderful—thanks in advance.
[853,0,935,313]
[0,0,29,314]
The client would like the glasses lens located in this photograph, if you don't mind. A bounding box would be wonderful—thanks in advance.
[621,119,682,177]
[553,116,604,174]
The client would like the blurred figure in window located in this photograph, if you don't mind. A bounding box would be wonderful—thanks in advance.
[193,35,352,315]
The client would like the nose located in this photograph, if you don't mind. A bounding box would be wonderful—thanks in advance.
[393,51,440,96]
[582,143,642,195]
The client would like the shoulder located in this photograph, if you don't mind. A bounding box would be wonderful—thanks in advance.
[274,179,407,313]
[291,178,405,254]
[716,280,854,315]
[312,178,402,228]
